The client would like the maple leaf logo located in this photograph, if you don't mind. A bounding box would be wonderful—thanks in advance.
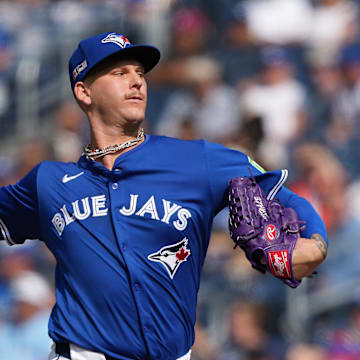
[176,246,190,261]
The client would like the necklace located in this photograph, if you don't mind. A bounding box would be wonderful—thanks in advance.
[82,128,144,160]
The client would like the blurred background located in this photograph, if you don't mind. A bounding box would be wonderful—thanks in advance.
[0,0,359,359]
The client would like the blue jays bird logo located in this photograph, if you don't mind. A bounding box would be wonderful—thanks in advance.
[148,238,191,279]
[101,33,131,48]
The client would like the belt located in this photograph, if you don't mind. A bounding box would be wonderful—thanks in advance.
[55,342,119,360]
[55,342,191,360]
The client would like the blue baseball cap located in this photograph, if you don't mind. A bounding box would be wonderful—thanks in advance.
[69,32,161,91]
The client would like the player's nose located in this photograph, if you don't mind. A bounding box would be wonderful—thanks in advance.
[129,72,143,89]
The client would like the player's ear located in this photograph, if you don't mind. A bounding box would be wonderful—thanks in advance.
[74,81,92,107]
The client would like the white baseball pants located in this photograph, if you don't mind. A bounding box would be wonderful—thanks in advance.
[48,342,191,360]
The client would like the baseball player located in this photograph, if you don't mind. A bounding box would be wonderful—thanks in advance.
[0,32,327,360]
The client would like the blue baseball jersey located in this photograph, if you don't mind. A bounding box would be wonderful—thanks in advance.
[0,135,327,359]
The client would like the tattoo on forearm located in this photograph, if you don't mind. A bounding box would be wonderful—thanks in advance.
[311,233,327,259]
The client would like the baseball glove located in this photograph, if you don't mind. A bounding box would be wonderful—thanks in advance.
[228,175,305,288]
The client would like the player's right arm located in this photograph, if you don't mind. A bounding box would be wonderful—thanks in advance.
[274,186,327,279]
[290,234,327,279]
[0,164,41,245]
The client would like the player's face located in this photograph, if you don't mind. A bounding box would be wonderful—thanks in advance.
[86,59,147,127]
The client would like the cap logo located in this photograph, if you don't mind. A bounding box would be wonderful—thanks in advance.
[101,33,131,48]
[72,59,87,80]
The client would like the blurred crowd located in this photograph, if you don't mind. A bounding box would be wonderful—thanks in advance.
[0,0,360,359]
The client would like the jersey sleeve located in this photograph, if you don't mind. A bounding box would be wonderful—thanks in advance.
[203,141,286,213]
[203,140,328,244]
[0,164,41,245]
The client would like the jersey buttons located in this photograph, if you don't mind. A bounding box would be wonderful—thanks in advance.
[143,324,150,332]
[111,183,118,190]
[134,282,141,291]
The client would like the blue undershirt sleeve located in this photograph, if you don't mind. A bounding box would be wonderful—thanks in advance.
[276,186,328,245]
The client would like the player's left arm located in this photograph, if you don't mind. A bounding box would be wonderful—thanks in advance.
[201,140,328,280]
[275,186,328,279]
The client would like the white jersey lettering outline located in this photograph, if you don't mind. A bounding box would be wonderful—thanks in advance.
[52,213,65,236]
[60,205,76,226]
[92,195,108,217]
[161,200,181,224]
[120,194,138,216]
[173,208,192,231]
[72,197,91,220]
[135,195,160,220]
[52,193,192,236]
